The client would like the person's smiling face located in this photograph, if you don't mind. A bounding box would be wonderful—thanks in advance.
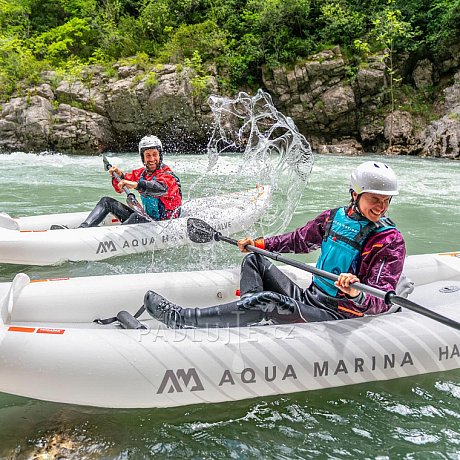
[143,149,161,172]
[354,192,392,222]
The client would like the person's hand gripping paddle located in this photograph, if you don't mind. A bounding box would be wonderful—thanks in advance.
[103,156,152,222]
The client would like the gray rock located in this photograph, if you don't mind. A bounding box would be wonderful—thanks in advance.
[412,59,434,89]
[384,110,414,144]
[0,95,53,151]
[356,68,385,95]
[316,139,363,155]
[0,62,215,153]
[2,47,460,158]
[413,108,460,159]
[50,104,114,153]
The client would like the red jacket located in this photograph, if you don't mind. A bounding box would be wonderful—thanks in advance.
[112,164,182,219]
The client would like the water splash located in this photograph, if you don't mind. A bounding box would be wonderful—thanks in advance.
[195,88,313,237]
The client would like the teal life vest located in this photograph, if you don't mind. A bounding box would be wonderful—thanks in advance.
[314,207,396,296]
[140,192,161,220]
[138,168,182,220]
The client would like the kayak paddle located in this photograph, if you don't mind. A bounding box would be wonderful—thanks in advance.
[186,217,460,331]
[103,156,152,222]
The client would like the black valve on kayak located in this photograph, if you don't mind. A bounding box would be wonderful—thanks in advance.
[117,310,147,330]
[94,306,147,329]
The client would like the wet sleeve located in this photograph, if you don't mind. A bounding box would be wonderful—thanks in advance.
[263,210,329,254]
[111,169,138,193]
[137,180,167,196]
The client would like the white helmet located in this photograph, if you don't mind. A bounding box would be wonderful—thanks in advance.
[138,135,163,163]
[350,161,399,196]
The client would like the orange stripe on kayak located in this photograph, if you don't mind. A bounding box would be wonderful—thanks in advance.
[8,326,35,333]
[31,277,70,283]
[37,328,65,334]
[439,252,460,257]
[19,230,47,232]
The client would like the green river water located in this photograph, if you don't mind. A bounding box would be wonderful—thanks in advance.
[0,152,459,459]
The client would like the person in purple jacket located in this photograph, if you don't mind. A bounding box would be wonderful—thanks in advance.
[145,161,406,328]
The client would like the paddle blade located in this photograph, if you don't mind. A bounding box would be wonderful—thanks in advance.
[187,218,218,243]
[102,155,111,171]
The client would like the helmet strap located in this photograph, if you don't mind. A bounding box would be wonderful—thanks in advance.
[350,192,365,217]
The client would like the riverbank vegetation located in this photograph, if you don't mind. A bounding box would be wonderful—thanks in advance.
[0,0,459,100]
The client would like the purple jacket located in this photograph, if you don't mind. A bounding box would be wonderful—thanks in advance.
[263,209,406,317]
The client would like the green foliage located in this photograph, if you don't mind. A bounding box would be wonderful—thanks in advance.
[0,0,31,38]
[184,50,213,97]
[370,3,415,52]
[0,0,458,98]
[368,0,416,145]
[426,0,460,48]
[94,3,145,59]
[0,34,46,95]
[319,1,366,46]
[158,20,227,63]
[144,71,159,90]
[28,0,97,34]
[119,52,151,70]
[396,83,438,129]
[352,38,371,58]
[139,0,173,42]
[32,17,95,65]
[218,34,262,87]
[241,0,313,66]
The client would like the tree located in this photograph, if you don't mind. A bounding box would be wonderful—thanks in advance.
[370,0,414,147]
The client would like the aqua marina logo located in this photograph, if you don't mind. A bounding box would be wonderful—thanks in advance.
[157,368,205,394]
[96,240,117,254]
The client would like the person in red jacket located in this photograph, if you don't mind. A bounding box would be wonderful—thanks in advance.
[79,135,182,227]
[143,161,408,328]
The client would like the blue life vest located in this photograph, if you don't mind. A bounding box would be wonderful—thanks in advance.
[140,192,161,220]
[138,169,182,220]
[314,207,396,296]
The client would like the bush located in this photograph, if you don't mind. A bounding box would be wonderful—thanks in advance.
[158,20,228,63]
[32,17,95,66]
[0,35,46,97]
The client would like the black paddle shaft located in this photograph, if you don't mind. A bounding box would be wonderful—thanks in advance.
[184,219,460,332]
[217,233,392,302]
[103,156,132,196]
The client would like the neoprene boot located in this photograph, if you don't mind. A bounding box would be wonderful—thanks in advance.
[144,291,264,329]
[144,290,185,328]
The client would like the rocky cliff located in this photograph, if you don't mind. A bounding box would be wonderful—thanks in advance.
[262,46,460,159]
[1,48,459,159]
[0,64,216,154]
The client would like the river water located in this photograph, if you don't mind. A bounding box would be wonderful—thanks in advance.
[0,152,459,458]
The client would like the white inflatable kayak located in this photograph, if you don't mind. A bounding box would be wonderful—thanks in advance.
[0,251,459,408]
[0,186,269,265]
